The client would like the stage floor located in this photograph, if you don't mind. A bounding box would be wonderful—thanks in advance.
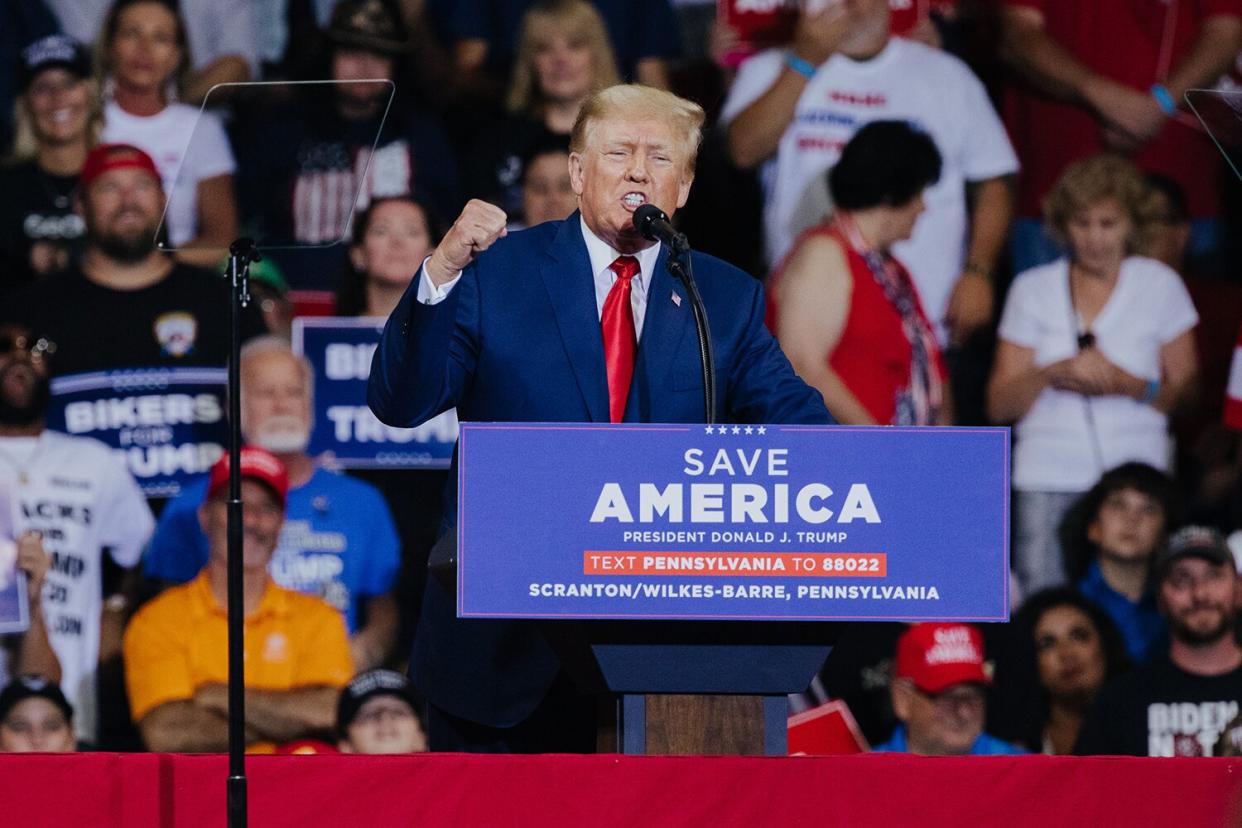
[2,752,1240,826]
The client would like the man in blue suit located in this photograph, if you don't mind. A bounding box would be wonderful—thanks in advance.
[369,84,832,752]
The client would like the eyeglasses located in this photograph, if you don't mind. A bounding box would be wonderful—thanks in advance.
[0,333,56,361]
[352,705,416,726]
[913,685,986,716]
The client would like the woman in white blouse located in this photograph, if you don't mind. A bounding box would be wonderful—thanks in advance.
[98,0,238,268]
[987,154,1198,596]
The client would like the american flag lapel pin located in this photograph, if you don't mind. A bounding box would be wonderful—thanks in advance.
[671,291,682,308]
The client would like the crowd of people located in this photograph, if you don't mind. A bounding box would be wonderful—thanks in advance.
[0,0,1241,759]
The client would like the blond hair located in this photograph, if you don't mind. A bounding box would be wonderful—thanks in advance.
[570,84,706,176]
[506,0,621,115]
[7,77,105,162]
[1043,154,1164,254]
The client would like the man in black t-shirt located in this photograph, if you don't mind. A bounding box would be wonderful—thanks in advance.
[3,143,264,376]
[1076,526,1242,756]
[233,0,462,291]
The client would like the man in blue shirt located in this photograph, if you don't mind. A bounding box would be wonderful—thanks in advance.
[873,622,1025,756]
[144,336,401,670]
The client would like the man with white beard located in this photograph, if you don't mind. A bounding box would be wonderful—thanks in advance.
[143,336,400,670]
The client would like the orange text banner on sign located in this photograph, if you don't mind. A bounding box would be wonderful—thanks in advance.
[583,551,887,577]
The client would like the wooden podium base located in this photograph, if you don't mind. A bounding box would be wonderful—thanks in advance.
[599,694,788,755]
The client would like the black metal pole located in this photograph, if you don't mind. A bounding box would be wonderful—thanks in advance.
[666,246,715,425]
[226,238,258,828]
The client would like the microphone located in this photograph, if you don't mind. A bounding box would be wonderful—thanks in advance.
[633,204,689,253]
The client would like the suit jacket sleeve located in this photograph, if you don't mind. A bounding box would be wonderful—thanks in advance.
[724,276,835,425]
[367,265,481,428]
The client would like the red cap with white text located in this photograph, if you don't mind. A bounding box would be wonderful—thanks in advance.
[205,446,289,507]
[895,623,990,694]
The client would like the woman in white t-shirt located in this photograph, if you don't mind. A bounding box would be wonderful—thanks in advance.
[987,155,1198,596]
[98,0,237,268]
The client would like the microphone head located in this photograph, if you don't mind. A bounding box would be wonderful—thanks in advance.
[632,203,667,240]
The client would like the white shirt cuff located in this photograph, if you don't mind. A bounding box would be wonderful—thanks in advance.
[416,257,462,305]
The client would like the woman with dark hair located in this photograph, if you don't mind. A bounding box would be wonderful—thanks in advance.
[1058,462,1177,662]
[987,155,1199,596]
[98,0,238,266]
[767,120,948,425]
[335,197,445,318]
[990,587,1130,754]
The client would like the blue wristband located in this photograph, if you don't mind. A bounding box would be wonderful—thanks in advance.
[1141,379,1160,405]
[1150,84,1177,116]
[785,52,817,80]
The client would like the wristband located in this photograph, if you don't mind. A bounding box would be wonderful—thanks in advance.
[1140,379,1160,405]
[1150,84,1177,116]
[963,261,990,278]
[785,52,818,81]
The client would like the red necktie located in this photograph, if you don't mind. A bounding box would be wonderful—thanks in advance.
[601,255,640,423]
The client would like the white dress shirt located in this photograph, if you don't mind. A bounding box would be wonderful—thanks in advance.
[416,217,662,340]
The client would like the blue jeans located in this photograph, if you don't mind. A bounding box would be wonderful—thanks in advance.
[1012,489,1080,596]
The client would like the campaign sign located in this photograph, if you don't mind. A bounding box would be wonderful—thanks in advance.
[458,423,1009,621]
[0,483,30,634]
[46,368,227,499]
[717,0,798,67]
[293,317,456,469]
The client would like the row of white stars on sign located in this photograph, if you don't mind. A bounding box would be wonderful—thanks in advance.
[704,425,766,435]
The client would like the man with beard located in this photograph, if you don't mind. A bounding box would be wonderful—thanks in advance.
[1,143,265,376]
[1076,526,1242,756]
[143,337,401,671]
[124,447,353,752]
[0,321,152,746]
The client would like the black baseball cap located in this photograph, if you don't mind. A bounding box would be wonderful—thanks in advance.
[336,669,422,735]
[0,676,73,724]
[19,35,92,92]
[1154,525,1234,583]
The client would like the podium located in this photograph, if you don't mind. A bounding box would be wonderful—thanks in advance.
[439,421,1010,755]
[556,620,836,754]
[432,531,836,754]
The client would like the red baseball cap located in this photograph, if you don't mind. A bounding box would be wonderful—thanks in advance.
[79,143,162,190]
[205,446,289,507]
[895,623,990,694]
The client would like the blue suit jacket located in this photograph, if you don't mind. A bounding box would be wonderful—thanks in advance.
[369,213,831,727]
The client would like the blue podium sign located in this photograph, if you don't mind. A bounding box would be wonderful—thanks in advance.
[293,317,456,469]
[47,368,228,499]
[458,423,1009,622]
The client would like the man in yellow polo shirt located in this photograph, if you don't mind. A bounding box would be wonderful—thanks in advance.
[124,447,353,752]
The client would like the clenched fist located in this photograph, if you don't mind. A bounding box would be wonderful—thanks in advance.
[426,199,508,287]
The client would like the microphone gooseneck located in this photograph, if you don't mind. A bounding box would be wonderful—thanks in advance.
[632,205,714,423]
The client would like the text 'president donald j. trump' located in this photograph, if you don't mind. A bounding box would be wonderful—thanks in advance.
[368,84,832,752]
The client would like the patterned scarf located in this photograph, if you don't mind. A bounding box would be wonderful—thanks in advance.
[833,213,942,425]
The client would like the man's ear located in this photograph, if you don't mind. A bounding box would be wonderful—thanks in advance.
[1086,517,1102,548]
[890,678,913,722]
[569,152,585,197]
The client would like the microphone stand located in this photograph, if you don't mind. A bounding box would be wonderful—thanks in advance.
[226,238,260,828]
[663,233,716,425]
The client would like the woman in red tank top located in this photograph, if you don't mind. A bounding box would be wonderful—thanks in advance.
[767,121,948,425]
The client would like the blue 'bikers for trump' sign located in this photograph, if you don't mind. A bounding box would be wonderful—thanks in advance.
[457,423,1009,622]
